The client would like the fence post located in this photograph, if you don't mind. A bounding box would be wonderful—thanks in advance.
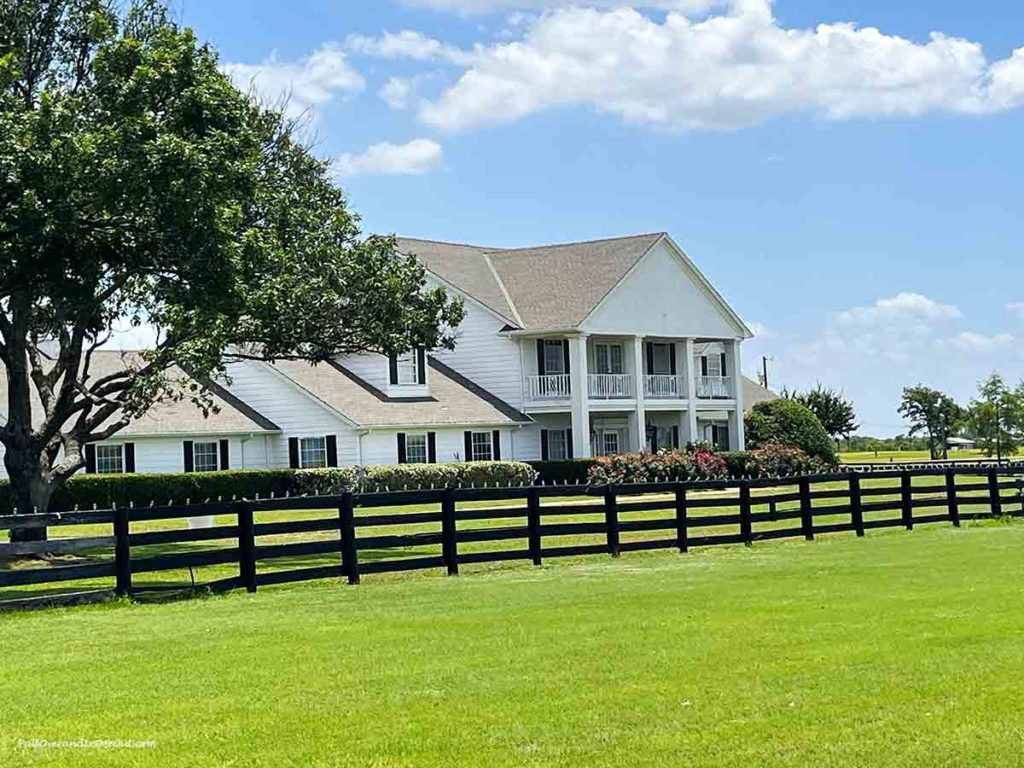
[237,502,257,593]
[441,488,459,576]
[988,467,1003,519]
[604,485,620,558]
[338,492,360,585]
[739,482,752,546]
[900,471,914,530]
[943,469,960,528]
[849,472,865,538]
[674,483,688,554]
[527,488,542,566]
[113,507,132,598]
[798,477,814,541]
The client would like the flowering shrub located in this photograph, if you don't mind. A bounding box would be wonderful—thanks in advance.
[588,443,831,485]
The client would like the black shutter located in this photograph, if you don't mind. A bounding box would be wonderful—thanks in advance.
[536,339,546,376]
[669,345,677,375]
[417,349,426,384]
[124,443,136,473]
[646,343,654,375]
[464,431,473,462]
[84,444,97,474]
[427,432,437,463]
[540,430,549,461]
[326,435,338,467]
[288,437,300,469]
[566,428,574,460]
[219,439,230,471]
[183,440,194,473]
[397,433,407,464]
[720,353,728,377]
[492,430,501,461]
[672,425,680,449]
[562,340,570,375]
[388,354,399,385]
[650,427,657,454]
[701,356,708,376]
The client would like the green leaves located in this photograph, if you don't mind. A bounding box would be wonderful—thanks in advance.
[898,386,962,460]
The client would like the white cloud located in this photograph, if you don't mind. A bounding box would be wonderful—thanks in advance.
[836,293,962,330]
[222,44,364,121]
[380,76,422,110]
[346,31,474,65]
[746,321,774,339]
[413,0,1024,131]
[948,332,1016,354]
[401,0,721,13]
[332,139,444,179]
[1007,302,1024,321]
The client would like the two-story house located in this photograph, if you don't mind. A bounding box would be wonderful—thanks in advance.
[0,233,769,477]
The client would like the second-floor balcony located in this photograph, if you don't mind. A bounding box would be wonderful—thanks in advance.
[588,373,633,399]
[525,372,735,404]
[526,373,571,401]
[644,374,687,399]
[695,375,734,399]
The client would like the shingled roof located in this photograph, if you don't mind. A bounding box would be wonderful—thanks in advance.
[0,351,279,436]
[264,356,532,428]
[398,233,665,331]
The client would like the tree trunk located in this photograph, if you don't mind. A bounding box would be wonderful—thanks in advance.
[5,445,55,543]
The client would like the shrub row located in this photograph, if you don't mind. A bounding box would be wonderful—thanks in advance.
[0,462,538,514]
[527,460,598,485]
[587,444,834,485]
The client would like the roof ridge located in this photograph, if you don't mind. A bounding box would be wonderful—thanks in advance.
[398,236,504,251]
[483,231,665,257]
[480,252,524,328]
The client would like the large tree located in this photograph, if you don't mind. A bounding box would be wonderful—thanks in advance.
[898,386,962,460]
[0,0,464,531]
[965,373,1024,458]
[783,385,859,448]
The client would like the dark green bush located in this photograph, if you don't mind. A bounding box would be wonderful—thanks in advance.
[527,460,597,484]
[744,399,838,465]
[0,462,537,514]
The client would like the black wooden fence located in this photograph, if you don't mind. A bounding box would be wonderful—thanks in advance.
[1,466,1022,609]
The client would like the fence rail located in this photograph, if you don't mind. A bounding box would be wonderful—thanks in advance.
[1,467,1022,609]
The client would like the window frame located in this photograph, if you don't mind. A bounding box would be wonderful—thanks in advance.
[651,343,673,375]
[594,343,624,375]
[405,433,429,464]
[299,436,328,469]
[546,429,569,461]
[542,340,565,376]
[470,431,493,462]
[601,431,620,456]
[395,352,420,386]
[95,444,125,475]
[193,441,220,472]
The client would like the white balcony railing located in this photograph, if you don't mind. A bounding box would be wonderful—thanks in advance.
[696,375,734,399]
[588,373,633,399]
[644,374,687,399]
[525,374,571,401]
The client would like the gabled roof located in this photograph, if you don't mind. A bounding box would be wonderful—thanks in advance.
[398,233,665,331]
[742,376,779,413]
[263,356,532,428]
[0,351,279,437]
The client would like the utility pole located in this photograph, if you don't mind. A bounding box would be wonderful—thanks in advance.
[761,356,771,390]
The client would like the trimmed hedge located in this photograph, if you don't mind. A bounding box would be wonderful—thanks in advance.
[0,461,537,514]
[527,460,598,484]
[745,399,838,465]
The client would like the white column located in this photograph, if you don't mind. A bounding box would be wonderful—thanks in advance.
[632,336,647,452]
[569,334,591,458]
[685,338,698,444]
[727,339,745,450]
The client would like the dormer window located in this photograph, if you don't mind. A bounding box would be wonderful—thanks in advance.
[389,349,427,387]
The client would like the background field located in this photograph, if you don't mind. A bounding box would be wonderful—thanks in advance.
[2,522,1023,767]
[839,449,1018,463]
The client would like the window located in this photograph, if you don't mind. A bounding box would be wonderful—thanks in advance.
[193,441,219,472]
[651,343,673,375]
[96,444,124,475]
[299,436,328,469]
[542,340,565,375]
[470,431,493,461]
[406,434,428,464]
[594,343,624,374]
[547,429,569,460]
[709,423,730,451]
[602,432,620,456]
[703,353,723,377]
[396,352,420,385]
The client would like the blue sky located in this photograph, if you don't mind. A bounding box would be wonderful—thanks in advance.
[172,0,1024,436]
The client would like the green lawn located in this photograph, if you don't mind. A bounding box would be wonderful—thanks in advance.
[2,522,1023,767]
[840,449,1021,463]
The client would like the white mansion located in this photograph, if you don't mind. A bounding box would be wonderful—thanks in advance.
[0,233,773,476]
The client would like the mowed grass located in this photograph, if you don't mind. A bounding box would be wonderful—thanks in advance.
[2,522,1024,767]
[839,449,1021,463]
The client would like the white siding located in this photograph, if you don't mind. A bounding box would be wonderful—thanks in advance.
[360,427,515,466]
[429,282,524,410]
[515,414,572,462]
[223,361,359,467]
[583,240,742,339]
[343,352,390,391]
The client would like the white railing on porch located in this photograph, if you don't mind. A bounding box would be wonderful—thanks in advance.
[644,374,687,399]
[588,373,633,399]
[696,375,734,399]
[525,374,571,400]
